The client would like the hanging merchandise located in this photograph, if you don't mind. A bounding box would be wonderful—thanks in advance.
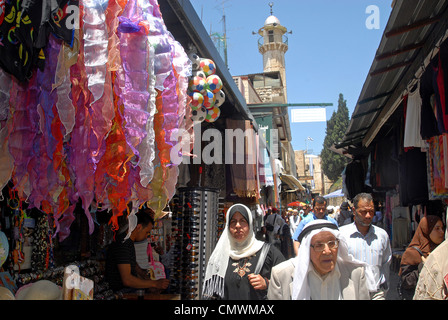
[205,106,221,123]
[169,187,221,300]
[427,133,448,199]
[31,212,55,272]
[0,0,193,240]
[186,53,225,124]
[147,243,166,280]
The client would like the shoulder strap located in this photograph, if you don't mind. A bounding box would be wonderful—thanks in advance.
[411,246,424,256]
[254,243,271,275]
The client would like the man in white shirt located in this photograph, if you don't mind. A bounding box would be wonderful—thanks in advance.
[339,193,392,300]
[289,209,300,237]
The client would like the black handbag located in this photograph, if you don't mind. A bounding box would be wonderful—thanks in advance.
[397,246,424,300]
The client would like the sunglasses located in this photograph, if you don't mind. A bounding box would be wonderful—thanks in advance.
[182,191,201,196]
[181,287,198,294]
[173,216,200,221]
[183,239,200,244]
[174,256,199,263]
[182,293,198,300]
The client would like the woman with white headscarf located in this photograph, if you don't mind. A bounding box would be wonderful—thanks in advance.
[203,204,285,300]
[288,219,375,300]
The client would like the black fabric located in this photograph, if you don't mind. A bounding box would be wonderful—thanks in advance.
[105,234,138,291]
[344,160,366,200]
[46,0,77,47]
[441,40,448,117]
[0,1,39,81]
[223,244,285,300]
[372,134,399,189]
[0,0,77,82]
[337,209,353,226]
[420,58,442,139]
[399,148,428,206]
[280,223,294,259]
[399,262,424,300]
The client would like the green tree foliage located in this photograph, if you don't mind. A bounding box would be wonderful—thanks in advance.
[321,93,349,182]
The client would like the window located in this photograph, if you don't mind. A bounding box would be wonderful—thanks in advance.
[268,30,274,43]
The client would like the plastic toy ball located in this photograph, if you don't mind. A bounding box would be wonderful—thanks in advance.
[188,91,204,110]
[199,58,216,76]
[188,52,201,70]
[191,106,207,122]
[193,70,207,79]
[205,106,221,123]
[214,90,225,107]
[188,76,207,93]
[206,75,223,93]
[202,89,216,110]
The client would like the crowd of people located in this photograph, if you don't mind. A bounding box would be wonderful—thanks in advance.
[204,193,447,300]
[104,193,447,300]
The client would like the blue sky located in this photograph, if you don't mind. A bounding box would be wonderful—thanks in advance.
[189,0,393,154]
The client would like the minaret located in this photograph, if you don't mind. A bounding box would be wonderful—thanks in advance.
[257,2,289,100]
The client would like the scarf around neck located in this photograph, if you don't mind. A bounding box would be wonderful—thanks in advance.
[202,204,264,299]
[292,220,376,300]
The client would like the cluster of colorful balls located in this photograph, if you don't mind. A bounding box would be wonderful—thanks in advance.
[187,52,225,123]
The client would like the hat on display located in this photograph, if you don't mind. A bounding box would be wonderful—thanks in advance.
[15,280,62,300]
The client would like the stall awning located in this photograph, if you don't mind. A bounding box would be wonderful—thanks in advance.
[323,189,345,199]
[280,174,305,191]
[334,0,448,156]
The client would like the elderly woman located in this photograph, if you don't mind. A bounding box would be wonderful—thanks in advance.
[269,219,373,300]
[202,204,285,300]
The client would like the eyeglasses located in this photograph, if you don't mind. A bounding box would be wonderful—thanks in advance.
[310,240,339,252]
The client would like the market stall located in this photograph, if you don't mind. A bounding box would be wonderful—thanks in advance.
[0,0,196,300]
[334,0,448,266]
[0,0,267,300]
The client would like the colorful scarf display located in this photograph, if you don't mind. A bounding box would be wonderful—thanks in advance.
[0,0,192,240]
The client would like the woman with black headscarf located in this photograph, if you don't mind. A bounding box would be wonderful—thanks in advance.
[202,204,285,300]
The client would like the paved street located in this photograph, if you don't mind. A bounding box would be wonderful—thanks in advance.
[386,270,401,300]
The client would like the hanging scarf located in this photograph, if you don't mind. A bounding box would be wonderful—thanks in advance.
[203,204,264,299]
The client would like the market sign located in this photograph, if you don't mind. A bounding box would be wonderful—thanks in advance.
[291,108,327,123]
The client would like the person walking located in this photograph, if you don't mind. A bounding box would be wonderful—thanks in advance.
[268,219,373,300]
[202,204,285,300]
[292,196,338,256]
[265,208,285,252]
[289,209,300,237]
[398,215,445,299]
[337,201,353,226]
[339,193,392,300]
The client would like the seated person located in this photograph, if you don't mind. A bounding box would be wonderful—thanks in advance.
[105,206,170,294]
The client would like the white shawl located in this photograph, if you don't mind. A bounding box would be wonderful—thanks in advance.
[202,204,264,299]
[292,219,376,300]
